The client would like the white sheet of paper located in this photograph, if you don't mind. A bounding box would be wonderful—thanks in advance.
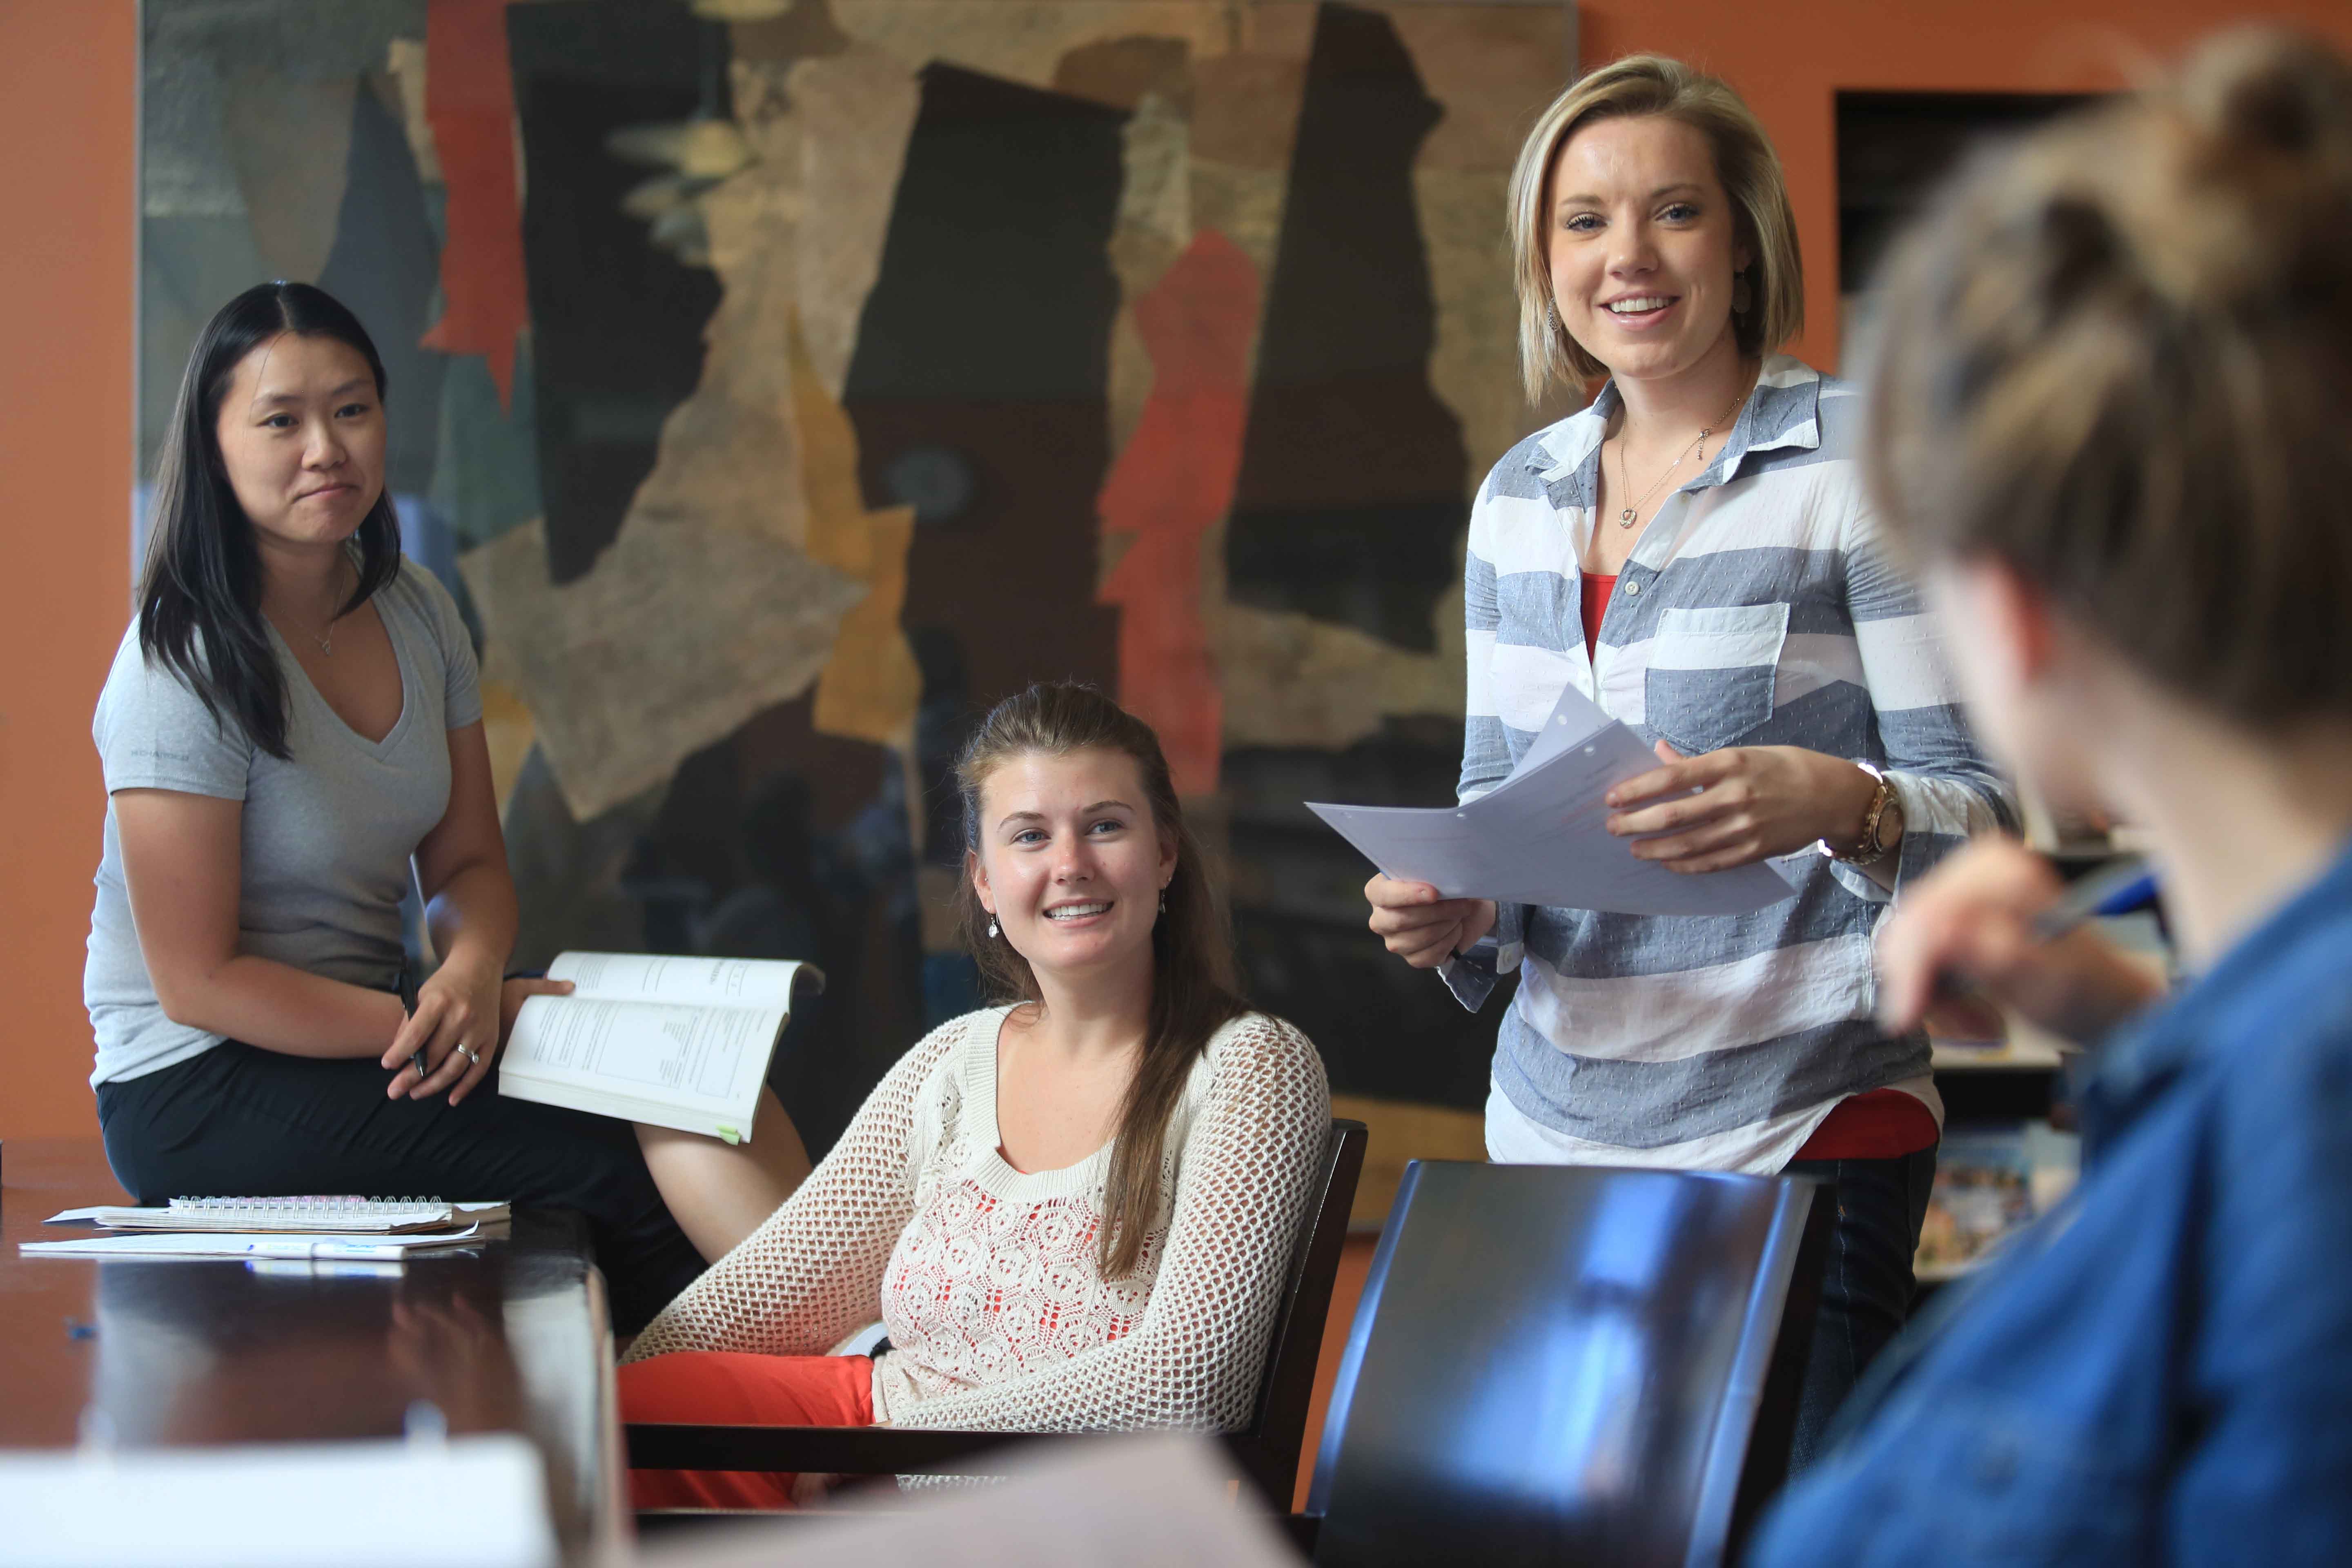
[0,1432,554,1567]
[1307,685,1796,916]
[19,1226,481,1261]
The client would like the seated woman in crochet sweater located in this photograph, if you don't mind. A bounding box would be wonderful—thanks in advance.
[619,682,1332,1508]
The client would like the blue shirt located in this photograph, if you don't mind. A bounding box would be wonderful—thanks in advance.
[1750,841,2352,1565]
[1445,356,2013,1168]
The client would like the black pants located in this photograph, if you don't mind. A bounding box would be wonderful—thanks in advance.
[96,1042,706,1333]
[1781,1147,1938,1473]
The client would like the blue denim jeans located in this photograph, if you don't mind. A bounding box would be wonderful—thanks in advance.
[1780,1146,1938,1473]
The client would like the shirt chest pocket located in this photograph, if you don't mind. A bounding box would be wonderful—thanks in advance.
[1642,602,1788,755]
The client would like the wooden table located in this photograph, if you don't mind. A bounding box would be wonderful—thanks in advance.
[0,1139,624,1562]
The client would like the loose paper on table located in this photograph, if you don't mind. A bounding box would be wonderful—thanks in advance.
[1306,684,1796,917]
[20,1225,483,1262]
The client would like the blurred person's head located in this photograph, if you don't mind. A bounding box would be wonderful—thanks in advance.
[1866,29,2352,841]
[954,682,1247,1276]
[138,281,403,757]
[1509,54,1805,400]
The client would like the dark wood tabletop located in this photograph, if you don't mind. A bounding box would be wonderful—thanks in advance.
[0,1138,623,1561]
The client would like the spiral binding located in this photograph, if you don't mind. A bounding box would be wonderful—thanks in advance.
[166,1196,450,1218]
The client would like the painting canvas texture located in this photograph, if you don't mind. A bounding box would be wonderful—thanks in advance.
[140,0,1577,1159]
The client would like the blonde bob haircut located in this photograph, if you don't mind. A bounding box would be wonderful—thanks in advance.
[1508,54,1804,400]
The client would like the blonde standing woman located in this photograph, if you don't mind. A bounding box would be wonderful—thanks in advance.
[1753,30,2352,1562]
[1361,56,2014,1463]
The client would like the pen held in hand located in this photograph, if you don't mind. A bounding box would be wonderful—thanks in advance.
[2028,855,2158,942]
[1918,855,2160,1037]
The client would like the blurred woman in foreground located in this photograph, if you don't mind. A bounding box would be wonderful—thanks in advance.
[1751,29,2352,1563]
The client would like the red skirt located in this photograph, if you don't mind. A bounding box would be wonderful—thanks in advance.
[619,1350,875,1510]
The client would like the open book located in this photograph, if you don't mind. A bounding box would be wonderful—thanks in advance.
[497,953,822,1143]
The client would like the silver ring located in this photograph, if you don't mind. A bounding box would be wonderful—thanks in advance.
[454,1044,481,1066]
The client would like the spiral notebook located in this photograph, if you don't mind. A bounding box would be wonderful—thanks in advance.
[43,1196,511,1234]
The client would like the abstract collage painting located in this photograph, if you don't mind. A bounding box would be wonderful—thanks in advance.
[142,0,1578,1180]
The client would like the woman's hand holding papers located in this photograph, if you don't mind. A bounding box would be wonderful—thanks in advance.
[1366,876,1498,969]
[1604,741,1882,874]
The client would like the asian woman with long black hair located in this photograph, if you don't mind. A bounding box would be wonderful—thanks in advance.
[87,281,802,1328]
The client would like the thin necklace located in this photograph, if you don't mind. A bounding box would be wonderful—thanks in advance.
[306,585,345,657]
[1610,375,1754,530]
[287,562,352,657]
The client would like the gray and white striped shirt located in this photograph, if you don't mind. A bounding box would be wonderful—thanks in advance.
[1445,356,2016,1172]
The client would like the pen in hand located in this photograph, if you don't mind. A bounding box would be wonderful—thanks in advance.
[2027,855,2157,941]
[1878,842,2165,1040]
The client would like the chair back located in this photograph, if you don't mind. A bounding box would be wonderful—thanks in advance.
[1227,1117,1367,1507]
[1306,1160,1828,1568]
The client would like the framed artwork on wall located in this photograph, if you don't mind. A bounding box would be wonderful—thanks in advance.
[139,0,1578,1198]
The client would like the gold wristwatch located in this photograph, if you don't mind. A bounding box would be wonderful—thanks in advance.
[1820,761,1903,865]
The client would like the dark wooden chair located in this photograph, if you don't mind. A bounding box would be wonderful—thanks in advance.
[1290,1158,1830,1567]
[628,1117,1367,1523]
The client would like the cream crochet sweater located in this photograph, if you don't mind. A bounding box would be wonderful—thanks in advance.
[623,1007,1331,1433]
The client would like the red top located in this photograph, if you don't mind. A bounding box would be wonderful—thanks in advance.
[1791,1088,1941,1160]
[1580,573,1617,659]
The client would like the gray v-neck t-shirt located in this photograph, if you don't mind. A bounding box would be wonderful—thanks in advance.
[85,559,483,1087]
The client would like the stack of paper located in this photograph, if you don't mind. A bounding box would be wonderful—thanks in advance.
[1306,684,1796,916]
[20,1227,484,1262]
[44,1198,509,1234]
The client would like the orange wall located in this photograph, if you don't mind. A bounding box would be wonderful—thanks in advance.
[7,2,2352,1141]
[0,1,135,1140]
[1576,0,2352,374]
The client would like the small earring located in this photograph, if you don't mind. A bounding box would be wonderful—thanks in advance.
[986,918,999,939]
[1158,889,1168,915]
[1731,270,1753,314]
[1545,299,1560,336]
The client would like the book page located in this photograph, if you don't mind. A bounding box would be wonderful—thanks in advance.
[547,952,816,1009]
[503,997,778,1119]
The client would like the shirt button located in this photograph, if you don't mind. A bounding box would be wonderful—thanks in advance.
[1624,580,1641,597]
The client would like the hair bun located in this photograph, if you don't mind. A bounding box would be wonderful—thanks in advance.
[2031,195,2127,313]
[1863,26,2352,732]
[2178,26,2352,161]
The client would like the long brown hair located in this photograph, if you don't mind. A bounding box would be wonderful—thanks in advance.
[954,682,1247,1278]
[1865,28,2352,725]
